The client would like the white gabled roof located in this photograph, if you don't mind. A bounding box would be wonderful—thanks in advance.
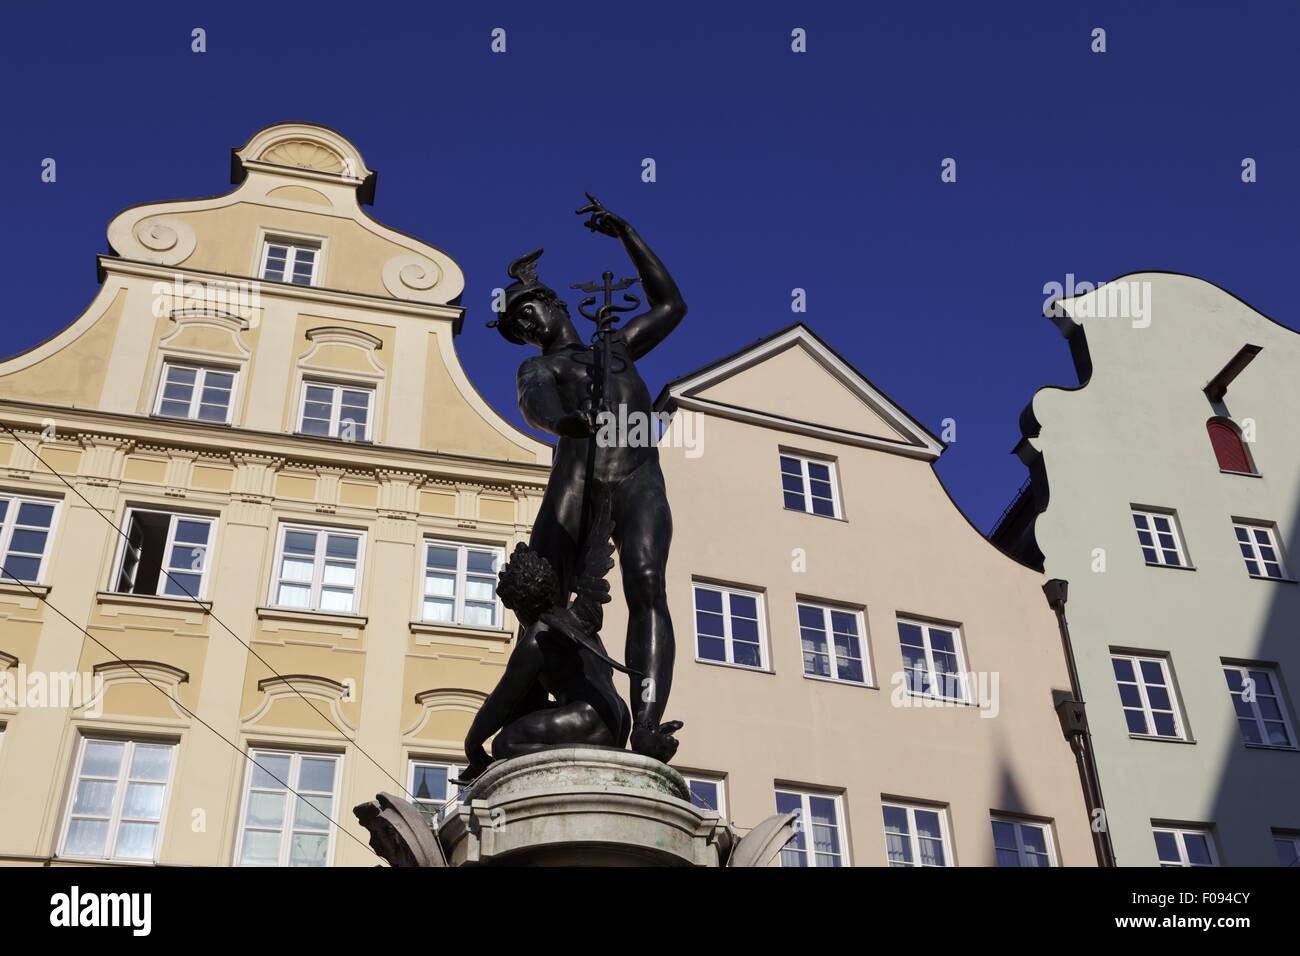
[657,323,945,460]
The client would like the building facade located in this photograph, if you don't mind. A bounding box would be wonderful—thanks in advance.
[603,325,1097,867]
[0,122,1103,868]
[992,273,1300,866]
[0,123,552,866]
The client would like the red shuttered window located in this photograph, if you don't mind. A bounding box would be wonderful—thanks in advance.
[1207,419,1254,474]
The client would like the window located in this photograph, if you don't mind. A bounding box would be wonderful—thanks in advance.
[409,759,465,825]
[1207,418,1255,474]
[236,749,340,867]
[114,509,215,600]
[155,363,236,424]
[1111,653,1186,739]
[797,602,868,684]
[1233,522,1289,580]
[693,583,767,669]
[1273,831,1300,867]
[882,801,952,867]
[991,816,1056,867]
[1223,664,1295,748]
[1152,826,1218,867]
[260,238,320,286]
[779,453,841,518]
[1131,508,1190,567]
[422,541,503,628]
[897,618,969,702]
[59,738,175,863]
[0,493,58,584]
[776,789,846,867]
[298,382,374,442]
[272,525,364,614]
[683,775,727,817]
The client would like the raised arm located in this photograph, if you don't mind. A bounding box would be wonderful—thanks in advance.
[578,197,687,359]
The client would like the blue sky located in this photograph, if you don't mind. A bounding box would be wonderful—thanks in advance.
[2,0,1297,530]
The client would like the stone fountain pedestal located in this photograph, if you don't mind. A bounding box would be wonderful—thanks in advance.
[437,746,729,866]
[354,746,795,868]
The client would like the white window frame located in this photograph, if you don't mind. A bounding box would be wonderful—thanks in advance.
[691,582,769,670]
[407,758,465,824]
[1223,663,1296,749]
[1112,652,1187,740]
[259,237,321,286]
[112,508,217,600]
[881,800,954,868]
[297,380,375,442]
[1153,825,1219,867]
[57,736,177,864]
[991,815,1057,867]
[0,492,60,585]
[1131,507,1190,568]
[776,788,849,867]
[796,601,870,685]
[269,523,366,615]
[683,774,727,818]
[896,617,971,703]
[420,539,505,629]
[779,452,842,518]
[153,361,238,425]
[1232,521,1289,580]
[234,748,341,867]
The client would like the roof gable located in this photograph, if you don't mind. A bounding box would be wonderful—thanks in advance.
[659,324,944,460]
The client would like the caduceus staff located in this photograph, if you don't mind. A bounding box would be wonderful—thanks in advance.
[571,194,642,425]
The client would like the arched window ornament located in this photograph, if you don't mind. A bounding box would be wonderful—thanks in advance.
[1207,418,1255,475]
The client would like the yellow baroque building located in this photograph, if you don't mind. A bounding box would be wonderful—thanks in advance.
[0,123,551,867]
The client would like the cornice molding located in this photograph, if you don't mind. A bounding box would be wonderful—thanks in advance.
[99,257,465,324]
[0,401,549,489]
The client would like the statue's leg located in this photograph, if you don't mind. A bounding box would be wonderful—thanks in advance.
[610,462,675,748]
[491,701,616,759]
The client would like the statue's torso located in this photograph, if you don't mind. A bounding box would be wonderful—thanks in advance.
[545,336,657,484]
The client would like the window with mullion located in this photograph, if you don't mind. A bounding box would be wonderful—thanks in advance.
[260,240,319,286]
[59,738,175,863]
[882,801,952,867]
[1233,522,1288,579]
[991,816,1056,867]
[684,775,727,816]
[1223,664,1295,748]
[422,541,503,628]
[1153,826,1218,867]
[273,525,363,614]
[236,750,340,867]
[156,362,236,423]
[779,453,840,518]
[1111,653,1185,739]
[797,602,868,684]
[113,509,215,600]
[1131,508,1189,567]
[0,493,58,584]
[692,583,767,669]
[896,618,969,702]
[408,759,466,825]
[776,789,846,867]
[299,382,373,442]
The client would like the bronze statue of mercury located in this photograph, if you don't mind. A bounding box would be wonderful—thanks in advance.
[461,197,687,776]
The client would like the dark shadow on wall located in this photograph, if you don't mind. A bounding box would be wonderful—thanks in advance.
[1206,397,1300,866]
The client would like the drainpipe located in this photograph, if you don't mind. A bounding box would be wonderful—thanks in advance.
[1043,578,1117,867]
